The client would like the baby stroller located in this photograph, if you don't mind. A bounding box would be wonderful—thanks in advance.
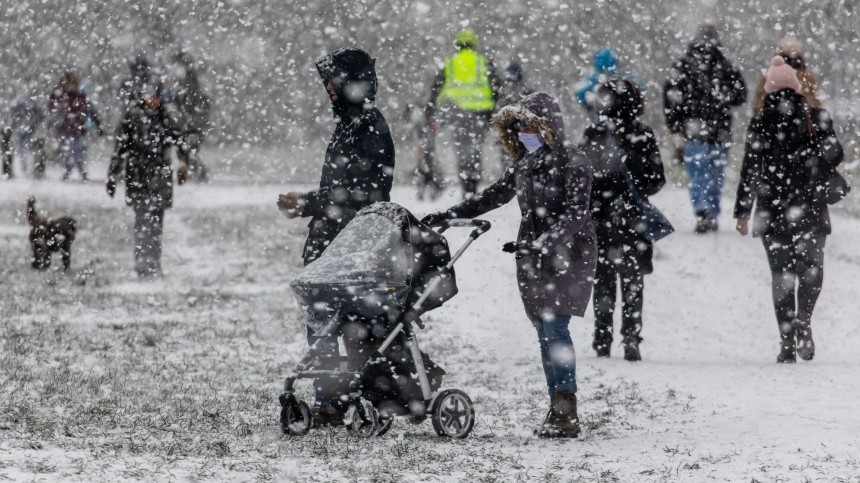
[279,202,490,438]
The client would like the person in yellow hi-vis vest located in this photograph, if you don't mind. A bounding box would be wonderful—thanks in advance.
[426,29,500,198]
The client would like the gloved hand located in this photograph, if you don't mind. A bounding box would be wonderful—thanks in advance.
[502,241,539,258]
[278,192,305,218]
[421,211,450,227]
[106,177,116,198]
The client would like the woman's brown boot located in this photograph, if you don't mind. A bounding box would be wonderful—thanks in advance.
[536,392,580,438]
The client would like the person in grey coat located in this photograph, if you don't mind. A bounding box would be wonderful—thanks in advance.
[422,92,597,438]
[107,82,188,277]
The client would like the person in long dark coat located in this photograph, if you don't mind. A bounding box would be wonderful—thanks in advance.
[734,56,844,364]
[107,82,188,277]
[422,92,597,438]
[277,47,395,424]
[580,78,666,362]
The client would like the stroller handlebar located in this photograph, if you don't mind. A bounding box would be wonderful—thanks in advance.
[436,219,491,239]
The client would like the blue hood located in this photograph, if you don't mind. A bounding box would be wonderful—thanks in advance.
[594,47,618,73]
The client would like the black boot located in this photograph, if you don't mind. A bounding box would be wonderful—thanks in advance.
[622,335,642,362]
[777,323,796,363]
[694,210,710,234]
[793,314,815,361]
[592,326,613,358]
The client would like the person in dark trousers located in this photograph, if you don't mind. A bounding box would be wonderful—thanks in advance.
[11,94,45,176]
[277,47,395,426]
[664,24,746,233]
[1,126,13,178]
[426,29,501,199]
[580,78,666,361]
[47,71,103,181]
[107,82,188,277]
[171,51,211,181]
[734,56,844,363]
[423,93,597,438]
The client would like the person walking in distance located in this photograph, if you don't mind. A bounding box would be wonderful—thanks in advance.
[734,56,844,363]
[47,71,103,181]
[663,25,746,233]
[580,78,666,361]
[426,29,501,199]
[107,82,188,277]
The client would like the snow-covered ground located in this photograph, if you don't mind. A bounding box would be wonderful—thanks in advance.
[1,159,859,481]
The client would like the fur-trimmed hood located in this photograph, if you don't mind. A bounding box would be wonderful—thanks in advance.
[493,92,565,162]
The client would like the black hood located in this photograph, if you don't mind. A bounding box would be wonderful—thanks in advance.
[596,76,644,122]
[316,48,378,113]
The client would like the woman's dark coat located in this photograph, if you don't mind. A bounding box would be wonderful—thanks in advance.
[301,48,395,265]
[734,88,844,237]
[444,93,597,321]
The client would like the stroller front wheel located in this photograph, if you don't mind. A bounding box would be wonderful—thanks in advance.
[280,399,312,436]
[430,389,475,438]
[344,398,380,438]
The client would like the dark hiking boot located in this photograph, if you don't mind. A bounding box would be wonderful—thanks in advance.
[535,392,580,438]
[793,315,815,361]
[592,327,613,358]
[622,335,642,362]
[777,325,796,363]
[310,405,345,427]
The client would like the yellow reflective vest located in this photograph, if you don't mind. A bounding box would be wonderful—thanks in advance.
[436,49,495,112]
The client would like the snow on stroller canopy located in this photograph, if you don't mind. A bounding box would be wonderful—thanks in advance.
[292,212,411,287]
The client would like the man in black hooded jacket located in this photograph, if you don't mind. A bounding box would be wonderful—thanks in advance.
[278,48,395,423]
[664,24,746,233]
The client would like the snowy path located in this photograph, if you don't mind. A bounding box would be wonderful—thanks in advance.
[2,176,859,481]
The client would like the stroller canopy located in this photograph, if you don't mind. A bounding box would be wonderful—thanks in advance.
[291,202,458,334]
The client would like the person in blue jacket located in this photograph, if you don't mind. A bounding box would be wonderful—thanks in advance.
[574,47,646,122]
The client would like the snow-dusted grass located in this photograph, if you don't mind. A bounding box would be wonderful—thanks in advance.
[2,159,860,481]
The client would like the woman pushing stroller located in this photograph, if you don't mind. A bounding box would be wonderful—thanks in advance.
[423,92,597,438]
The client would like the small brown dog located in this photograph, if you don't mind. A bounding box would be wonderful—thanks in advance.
[27,197,76,270]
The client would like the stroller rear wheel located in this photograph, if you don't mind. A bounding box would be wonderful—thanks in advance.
[430,389,475,438]
[344,398,380,438]
[280,399,312,436]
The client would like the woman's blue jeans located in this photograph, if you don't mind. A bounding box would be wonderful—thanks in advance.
[535,314,577,397]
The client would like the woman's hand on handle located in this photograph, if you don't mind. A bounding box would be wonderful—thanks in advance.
[421,211,450,227]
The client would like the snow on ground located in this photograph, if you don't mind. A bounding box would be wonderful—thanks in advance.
[1,159,860,481]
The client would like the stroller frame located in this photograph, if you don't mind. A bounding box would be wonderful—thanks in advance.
[279,219,491,439]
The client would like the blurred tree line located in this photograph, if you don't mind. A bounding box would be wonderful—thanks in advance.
[0,0,856,157]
